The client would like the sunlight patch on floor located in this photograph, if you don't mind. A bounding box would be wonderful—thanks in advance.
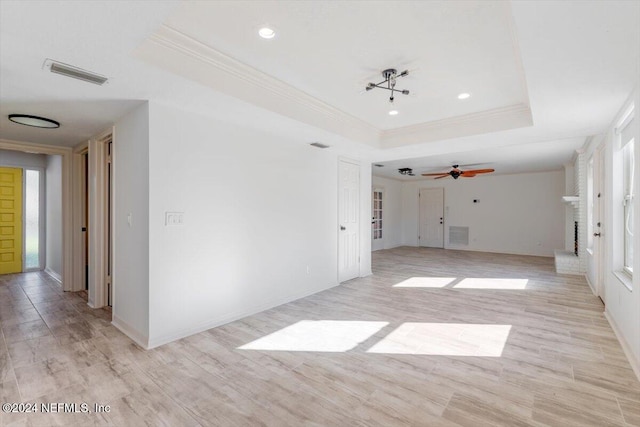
[454,278,529,290]
[393,277,458,288]
[237,320,388,352]
[366,323,512,357]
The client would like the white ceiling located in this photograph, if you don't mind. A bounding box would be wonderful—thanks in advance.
[0,1,638,176]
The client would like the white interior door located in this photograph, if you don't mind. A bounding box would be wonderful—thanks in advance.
[372,188,384,251]
[339,160,360,282]
[419,188,444,248]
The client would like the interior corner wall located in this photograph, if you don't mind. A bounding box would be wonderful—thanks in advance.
[112,102,150,346]
[372,175,403,249]
[400,171,565,257]
[45,155,62,277]
[146,102,353,348]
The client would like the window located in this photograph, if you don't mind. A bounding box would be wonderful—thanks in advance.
[620,110,635,275]
[24,169,41,270]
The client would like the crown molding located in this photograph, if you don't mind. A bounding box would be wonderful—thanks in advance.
[135,25,533,151]
[135,25,381,147]
[381,104,533,148]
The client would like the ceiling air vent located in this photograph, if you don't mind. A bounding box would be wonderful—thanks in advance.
[44,59,108,85]
[310,142,330,149]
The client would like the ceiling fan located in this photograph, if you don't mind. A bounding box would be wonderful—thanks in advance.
[422,165,495,180]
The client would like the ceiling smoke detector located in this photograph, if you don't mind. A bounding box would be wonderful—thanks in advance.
[43,59,108,85]
[366,68,410,105]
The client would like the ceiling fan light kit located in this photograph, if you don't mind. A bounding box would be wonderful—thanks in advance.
[422,165,495,180]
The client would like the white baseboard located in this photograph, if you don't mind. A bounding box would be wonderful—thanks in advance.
[44,268,62,283]
[584,274,596,295]
[604,310,640,381]
[146,282,339,349]
[112,315,150,350]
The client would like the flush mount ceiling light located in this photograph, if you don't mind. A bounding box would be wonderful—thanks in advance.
[457,92,471,100]
[366,68,410,105]
[388,110,399,116]
[8,114,60,129]
[258,27,276,39]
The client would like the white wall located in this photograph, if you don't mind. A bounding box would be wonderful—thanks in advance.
[372,175,403,250]
[45,155,62,277]
[0,149,46,168]
[112,103,150,345]
[400,171,565,257]
[146,102,371,348]
[598,85,640,377]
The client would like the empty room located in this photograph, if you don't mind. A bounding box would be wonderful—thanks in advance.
[0,1,639,426]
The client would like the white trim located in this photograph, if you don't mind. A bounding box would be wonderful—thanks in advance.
[135,25,532,150]
[604,310,640,382]
[0,139,73,291]
[382,104,533,148]
[615,103,635,134]
[85,128,113,308]
[112,315,149,350]
[44,267,62,283]
[71,142,88,293]
[584,273,596,295]
[136,25,380,147]
[613,270,633,292]
[147,282,339,349]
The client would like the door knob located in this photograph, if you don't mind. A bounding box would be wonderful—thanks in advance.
[594,233,601,237]
[340,225,346,231]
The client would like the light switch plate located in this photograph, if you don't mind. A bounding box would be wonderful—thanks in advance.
[165,212,185,226]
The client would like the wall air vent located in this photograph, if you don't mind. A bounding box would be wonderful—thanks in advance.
[310,142,330,149]
[449,226,469,245]
[44,59,108,85]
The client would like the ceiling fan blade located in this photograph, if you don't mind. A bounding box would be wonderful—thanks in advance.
[434,175,450,179]
[463,168,495,174]
[461,174,476,178]
[422,173,449,176]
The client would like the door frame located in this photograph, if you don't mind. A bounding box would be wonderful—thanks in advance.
[75,128,113,308]
[0,138,74,290]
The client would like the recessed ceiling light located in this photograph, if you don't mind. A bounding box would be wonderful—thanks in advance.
[388,110,399,116]
[457,93,471,100]
[258,27,276,39]
[8,114,59,129]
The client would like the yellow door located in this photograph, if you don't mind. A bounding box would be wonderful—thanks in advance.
[0,168,23,274]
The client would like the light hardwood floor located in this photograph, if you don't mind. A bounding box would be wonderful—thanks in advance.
[1,247,639,426]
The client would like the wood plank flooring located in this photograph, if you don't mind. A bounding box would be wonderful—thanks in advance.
[1,247,639,426]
